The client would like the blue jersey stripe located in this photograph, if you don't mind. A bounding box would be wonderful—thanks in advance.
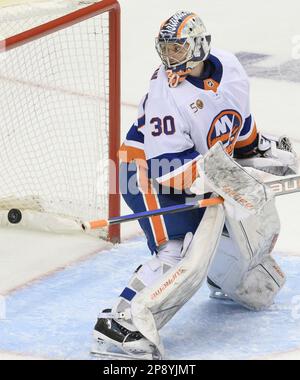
[239,115,252,137]
[137,114,145,128]
[126,124,144,144]
[186,54,223,89]
[142,94,149,111]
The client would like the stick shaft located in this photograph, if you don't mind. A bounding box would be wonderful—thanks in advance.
[83,197,223,230]
[83,175,300,231]
[267,175,300,196]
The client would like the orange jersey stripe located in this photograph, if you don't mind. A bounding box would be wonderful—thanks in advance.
[138,166,168,246]
[160,161,198,190]
[235,123,258,149]
[118,144,147,166]
[226,125,243,156]
[144,193,168,246]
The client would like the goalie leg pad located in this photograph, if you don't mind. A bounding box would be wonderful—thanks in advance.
[111,239,186,331]
[207,233,248,296]
[225,198,281,266]
[208,199,283,309]
[97,239,187,358]
[130,204,225,357]
[233,255,286,310]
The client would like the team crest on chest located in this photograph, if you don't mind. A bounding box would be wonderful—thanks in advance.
[207,110,242,155]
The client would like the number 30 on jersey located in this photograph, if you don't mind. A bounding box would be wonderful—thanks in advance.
[151,116,176,137]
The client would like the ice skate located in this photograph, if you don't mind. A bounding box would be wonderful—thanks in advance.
[207,277,233,301]
[91,309,161,360]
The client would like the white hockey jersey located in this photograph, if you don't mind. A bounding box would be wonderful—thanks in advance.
[119,48,258,190]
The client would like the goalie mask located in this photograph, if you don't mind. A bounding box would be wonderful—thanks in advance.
[156,11,212,87]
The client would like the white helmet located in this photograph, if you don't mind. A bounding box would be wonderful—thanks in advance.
[155,11,211,87]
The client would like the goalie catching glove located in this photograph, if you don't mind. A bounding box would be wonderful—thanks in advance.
[235,133,298,176]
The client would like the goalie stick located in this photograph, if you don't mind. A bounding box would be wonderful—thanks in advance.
[82,175,300,231]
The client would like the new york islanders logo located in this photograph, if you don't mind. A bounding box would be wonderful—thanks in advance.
[207,110,243,155]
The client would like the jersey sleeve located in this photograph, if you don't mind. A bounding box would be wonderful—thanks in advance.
[147,147,200,191]
[234,114,259,156]
[118,94,148,165]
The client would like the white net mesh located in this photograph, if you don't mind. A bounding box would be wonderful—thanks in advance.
[0,0,94,35]
[0,1,112,235]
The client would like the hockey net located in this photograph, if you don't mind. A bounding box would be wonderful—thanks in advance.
[0,0,120,241]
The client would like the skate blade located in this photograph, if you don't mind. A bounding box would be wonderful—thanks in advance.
[91,340,152,360]
[90,350,138,360]
[210,291,233,301]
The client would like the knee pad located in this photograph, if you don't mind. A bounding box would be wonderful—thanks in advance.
[111,239,185,330]
[232,255,286,310]
[131,238,185,289]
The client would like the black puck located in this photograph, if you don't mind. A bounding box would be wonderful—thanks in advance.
[8,209,22,224]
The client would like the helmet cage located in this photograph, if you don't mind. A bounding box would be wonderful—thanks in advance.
[155,38,192,69]
[155,33,211,72]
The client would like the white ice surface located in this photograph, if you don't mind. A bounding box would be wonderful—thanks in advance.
[1,239,300,360]
[0,351,46,360]
[1,0,300,360]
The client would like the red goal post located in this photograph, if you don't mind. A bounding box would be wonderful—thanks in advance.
[0,1,121,243]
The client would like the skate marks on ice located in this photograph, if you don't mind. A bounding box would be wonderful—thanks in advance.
[236,52,300,83]
[0,237,300,360]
